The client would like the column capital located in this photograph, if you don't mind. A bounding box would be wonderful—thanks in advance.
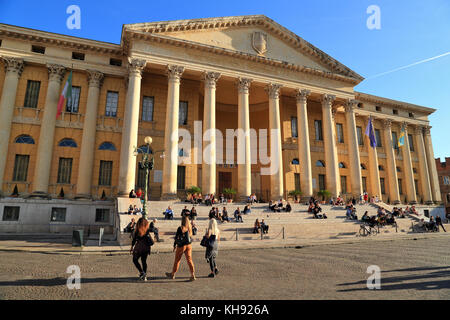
[1,56,24,77]
[203,71,221,89]
[413,125,426,135]
[237,77,252,94]
[128,58,146,77]
[382,118,392,129]
[423,125,431,135]
[294,89,310,103]
[265,83,282,99]
[167,65,185,82]
[344,99,358,113]
[321,94,336,107]
[46,64,66,83]
[86,70,104,88]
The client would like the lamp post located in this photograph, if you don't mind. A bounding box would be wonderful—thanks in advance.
[135,136,154,219]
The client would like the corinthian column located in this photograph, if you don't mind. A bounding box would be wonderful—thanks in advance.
[345,100,363,197]
[364,116,382,199]
[414,126,433,204]
[32,64,66,196]
[162,65,184,199]
[423,126,441,203]
[266,83,284,200]
[401,123,417,204]
[118,59,146,196]
[202,71,221,195]
[321,94,340,197]
[0,57,24,193]
[237,78,252,200]
[75,70,104,199]
[382,119,401,204]
[295,89,312,198]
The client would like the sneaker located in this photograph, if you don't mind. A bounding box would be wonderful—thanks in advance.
[190,275,196,281]
[143,275,148,282]
[208,273,215,278]
[138,272,145,280]
[165,272,175,279]
[214,268,219,275]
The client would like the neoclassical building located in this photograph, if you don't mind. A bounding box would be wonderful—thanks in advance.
[0,15,443,205]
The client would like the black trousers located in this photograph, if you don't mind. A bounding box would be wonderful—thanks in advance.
[133,251,149,274]
[209,256,216,272]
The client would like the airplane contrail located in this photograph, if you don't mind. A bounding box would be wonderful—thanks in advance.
[365,51,450,80]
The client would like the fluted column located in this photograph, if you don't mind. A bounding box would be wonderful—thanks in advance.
[162,65,184,199]
[365,116,382,198]
[423,126,441,203]
[75,70,104,199]
[295,89,312,198]
[118,59,146,196]
[202,71,221,195]
[382,119,401,204]
[32,64,66,196]
[415,126,433,204]
[266,83,284,200]
[345,99,363,197]
[321,94,340,197]
[237,78,252,200]
[0,57,24,193]
[401,123,417,204]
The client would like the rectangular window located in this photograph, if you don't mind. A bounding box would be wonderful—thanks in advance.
[110,58,122,67]
[105,91,118,117]
[393,109,398,115]
[375,129,382,147]
[24,80,41,108]
[291,117,298,138]
[408,134,414,152]
[57,158,73,184]
[98,161,113,186]
[72,52,85,60]
[314,120,323,141]
[340,176,347,194]
[12,155,29,182]
[31,45,45,54]
[398,179,403,195]
[95,208,110,223]
[3,206,20,221]
[443,176,450,185]
[380,177,386,195]
[392,131,399,150]
[318,174,326,191]
[336,123,344,143]
[177,165,186,190]
[66,86,81,113]
[142,96,154,122]
[362,177,367,193]
[179,101,188,125]
[294,173,300,191]
[414,179,419,195]
[356,126,364,146]
[50,208,66,222]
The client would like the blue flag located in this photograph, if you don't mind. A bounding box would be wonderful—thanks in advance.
[365,116,377,148]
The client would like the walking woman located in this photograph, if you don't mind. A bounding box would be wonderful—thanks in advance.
[166,216,196,281]
[130,218,154,281]
[205,218,220,278]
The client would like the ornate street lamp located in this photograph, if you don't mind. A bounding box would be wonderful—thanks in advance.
[134,136,154,219]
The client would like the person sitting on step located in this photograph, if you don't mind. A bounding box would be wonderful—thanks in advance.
[253,219,261,233]
[284,202,292,213]
[234,208,243,223]
[243,204,251,215]
[261,219,269,234]
[164,206,174,220]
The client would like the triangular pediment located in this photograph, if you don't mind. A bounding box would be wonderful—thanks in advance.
[123,15,363,82]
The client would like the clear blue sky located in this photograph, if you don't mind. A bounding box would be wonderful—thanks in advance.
[1,0,449,159]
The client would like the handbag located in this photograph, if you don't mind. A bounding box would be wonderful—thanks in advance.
[200,235,216,248]
[200,235,209,247]
[175,228,191,247]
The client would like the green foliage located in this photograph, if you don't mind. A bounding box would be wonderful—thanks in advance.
[186,186,201,195]
[317,189,331,201]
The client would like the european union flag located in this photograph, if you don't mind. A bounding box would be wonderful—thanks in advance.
[365,116,377,148]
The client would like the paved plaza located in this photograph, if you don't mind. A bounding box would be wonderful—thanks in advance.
[0,236,449,300]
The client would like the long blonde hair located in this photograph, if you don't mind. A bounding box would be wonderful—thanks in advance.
[207,218,220,236]
[181,216,192,236]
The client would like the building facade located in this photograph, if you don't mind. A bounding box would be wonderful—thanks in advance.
[0,15,443,205]
[435,158,450,213]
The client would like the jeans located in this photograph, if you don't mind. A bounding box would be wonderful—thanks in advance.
[209,256,216,272]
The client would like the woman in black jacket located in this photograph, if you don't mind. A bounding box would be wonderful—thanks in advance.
[130,218,153,281]
[205,217,220,278]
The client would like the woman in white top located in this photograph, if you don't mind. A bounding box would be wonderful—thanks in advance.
[205,218,220,278]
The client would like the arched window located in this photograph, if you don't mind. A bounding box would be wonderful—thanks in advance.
[339,162,346,168]
[291,158,300,165]
[316,160,325,167]
[396,167,402,172]
[360,163,367,170]
[378,165,384,171]
[58,138,77,148]
[15,135,35,144]
[137,145,152,154]
[99,142,116,151]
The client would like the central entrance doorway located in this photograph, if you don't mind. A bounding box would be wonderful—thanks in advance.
[218,171,232,194]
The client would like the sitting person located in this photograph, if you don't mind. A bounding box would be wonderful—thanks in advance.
[190,207,198,220]
[222,207,230,222]
[163,206,174,220]
[204,194,211,206]
[219,193,225,204]
[426,216,437,232]
[234,208,243,223]
[186,193,193,203]
[181,206,190,218]
[261,219,269,234]
[127,205,134,215]
[129,189,137,198]
[416,218,426,231]
[135,188,143,199]
[149,219,160,242]
[404,206,411,214]
[313,209,327,219]
[361,211,370,222]
[196,193,203,204]
[133,205,142,214]
[243,204,251,215]
[410,206,418,216]
[209,207,216,219]
[386,214,396,225]
[191,220,198,235]
[124,218,136,233]
[398,208,405,218]
[308,202,315,213]
[253,219,261,233]
[346,205,357,220]
[284,202,292,212]
[277,199,284,208]
[329,197,335,205]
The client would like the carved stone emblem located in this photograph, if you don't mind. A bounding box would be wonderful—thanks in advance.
[252,31,268,55]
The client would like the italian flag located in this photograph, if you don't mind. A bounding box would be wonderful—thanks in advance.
[57,70,72,117]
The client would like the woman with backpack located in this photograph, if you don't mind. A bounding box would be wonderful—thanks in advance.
[204,218,220,278]
[166,216,196,281]
[130,217,154,281]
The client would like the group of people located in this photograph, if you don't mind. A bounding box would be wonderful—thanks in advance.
[269,199,292,212]
[307,198,328,219]
[247,194,258,204]
[130,215,221,282]
[417,215,446,232]
[253,218,269,234]
[361,208,396,227]
[345,202,358,220]
[129,188,143,199]
[127,205,142,215]
[186,193,229,205]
